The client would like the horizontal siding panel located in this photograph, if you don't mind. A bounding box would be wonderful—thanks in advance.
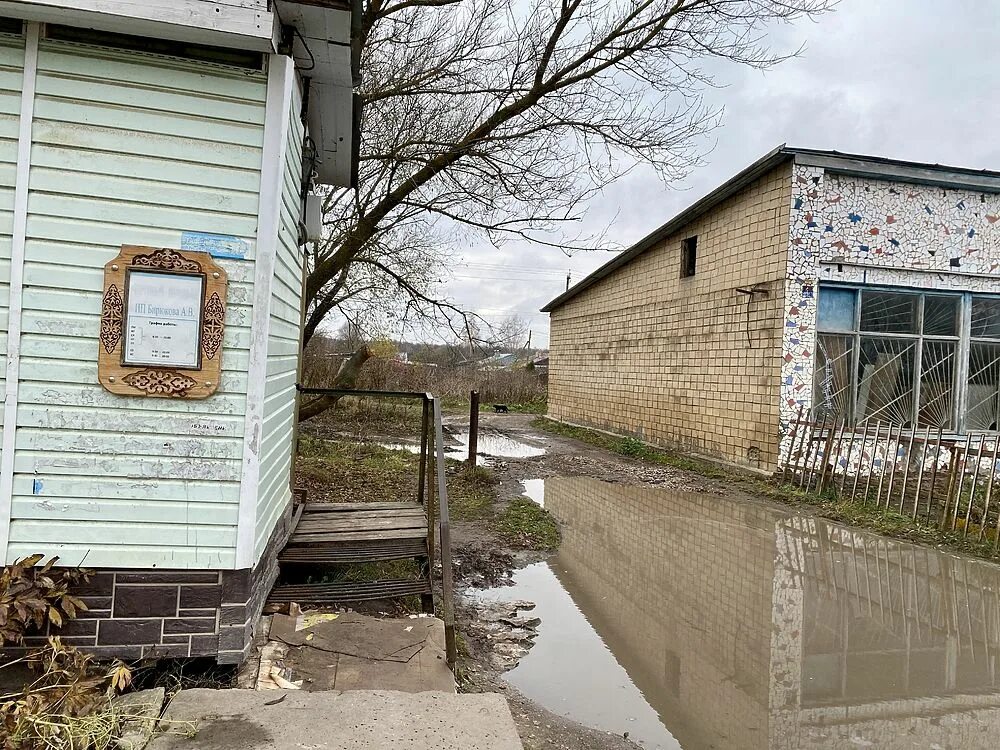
[254,490,290,556]
[32,120,263,170]
[28,193,258,238]
[11,497,237,525]
[20,251,256,287]
[38,44,267,99]
[32,144,260,193]
[15,428,244,460]
[29,166,260,215]
[15,452,241,482]
[5,542,235,569]
[260,407,293,454]
[9,519,236,546]
[19,310,254,350]
[20,285,253,328]
[18,334,251,372]
[35,72,265,125]
[25,216,256,261]
[34,93,265,145]
[17,382,247,415]
[16,361,249,394]
[13,475,239,502]
[17,404,244,439]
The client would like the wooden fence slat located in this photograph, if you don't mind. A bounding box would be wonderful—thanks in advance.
[951,435,973,531]
[964,436,986,537]
[898,423,918,514]
[783,403,805,484]
[806,416,829,493]
[864,421,883,506]
[850,420,871,502]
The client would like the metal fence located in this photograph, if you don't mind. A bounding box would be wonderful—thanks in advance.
[780,405,1000,548]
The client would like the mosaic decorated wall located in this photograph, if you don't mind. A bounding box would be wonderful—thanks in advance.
[779,163,1000,461]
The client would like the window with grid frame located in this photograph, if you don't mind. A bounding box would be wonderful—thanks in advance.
[813,284,1000,432]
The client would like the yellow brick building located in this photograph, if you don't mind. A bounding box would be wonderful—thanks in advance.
[544,147,1000,472]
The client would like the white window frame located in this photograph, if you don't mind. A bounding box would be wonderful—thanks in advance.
[814,283,1000,434]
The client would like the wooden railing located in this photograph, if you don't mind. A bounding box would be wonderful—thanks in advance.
[296,386,458,666]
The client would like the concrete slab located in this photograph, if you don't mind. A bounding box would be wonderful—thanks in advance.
[148,688,524,750]
[114,687,166,750]
[259,612,455,693]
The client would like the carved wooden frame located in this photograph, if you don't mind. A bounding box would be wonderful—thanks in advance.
[99,245,228,399]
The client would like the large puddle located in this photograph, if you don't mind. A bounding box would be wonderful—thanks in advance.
[447,430,547,463]
[476,476,1000,749]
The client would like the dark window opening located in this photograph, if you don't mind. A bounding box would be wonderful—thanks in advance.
[45,25,265,71]
[681,236,697,278]
[0,17,23,36]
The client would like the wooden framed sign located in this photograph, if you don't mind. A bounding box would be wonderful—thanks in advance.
[99,246,227,399]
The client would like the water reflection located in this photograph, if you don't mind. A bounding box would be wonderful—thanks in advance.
[520,478,545,507]
[448,430,547,463]
[498,477,1000,749]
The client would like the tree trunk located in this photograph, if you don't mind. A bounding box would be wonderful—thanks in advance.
[299,346,373,422]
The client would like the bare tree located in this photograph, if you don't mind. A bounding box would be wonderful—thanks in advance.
[305,0,834,348]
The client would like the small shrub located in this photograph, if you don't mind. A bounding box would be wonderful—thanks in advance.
[1,556,134,750]
[0,554,91,646]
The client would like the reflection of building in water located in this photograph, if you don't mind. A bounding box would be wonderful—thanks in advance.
[545,477,1000,749]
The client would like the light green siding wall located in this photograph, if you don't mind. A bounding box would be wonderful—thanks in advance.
[6,40,268,568]
[0,35,24,466]
[254,81,304,560]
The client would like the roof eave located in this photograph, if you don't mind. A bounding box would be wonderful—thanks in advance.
[541,144,793,312]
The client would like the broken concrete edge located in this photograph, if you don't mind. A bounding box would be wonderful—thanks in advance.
[112,687,166,750]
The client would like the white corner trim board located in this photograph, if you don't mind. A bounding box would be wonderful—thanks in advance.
[235,53,294,570]
[0,23,39,561]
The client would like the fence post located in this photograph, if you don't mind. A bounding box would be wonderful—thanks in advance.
[468,390,480,467]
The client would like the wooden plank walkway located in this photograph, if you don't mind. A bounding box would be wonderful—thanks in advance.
[269,501,432,609]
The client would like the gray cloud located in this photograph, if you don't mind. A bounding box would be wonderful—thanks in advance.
[446,0,1000,348]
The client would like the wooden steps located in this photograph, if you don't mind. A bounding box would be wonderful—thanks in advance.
[268,501,433,610]
[268,579,432,604]
[280,539,427,565]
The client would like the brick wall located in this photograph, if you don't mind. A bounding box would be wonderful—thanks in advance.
[5,500,293,664]
[548,162,792,470]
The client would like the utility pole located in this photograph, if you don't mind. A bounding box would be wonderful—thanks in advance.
[565,270,571,291]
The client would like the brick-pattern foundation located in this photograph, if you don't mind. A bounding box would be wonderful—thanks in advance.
[8,503,294,664]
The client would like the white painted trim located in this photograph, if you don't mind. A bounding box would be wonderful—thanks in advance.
[0,0,276,52]
[0,23,38,561]
[236,54,294,570]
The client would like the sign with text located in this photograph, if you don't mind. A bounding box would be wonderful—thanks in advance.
[99,246,227,400]
[123,270,205,368]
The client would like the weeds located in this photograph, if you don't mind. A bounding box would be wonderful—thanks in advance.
[296,437,422,505]
[445,463,498,520]
[1,556,136,750]
[494,497,560,550]
[533,418,729,478]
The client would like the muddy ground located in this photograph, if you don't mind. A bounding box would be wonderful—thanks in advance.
[444,413,742,750]
[295,408,755,749]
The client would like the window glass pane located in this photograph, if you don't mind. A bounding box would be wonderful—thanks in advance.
[856,337,915,425]
[860,291,919,334]
[918,341,956,429]
[813,334,854,420]
[971,297,1000,339]
[967,342,1000,430]
[817,287,856,332]
[923,296,959,337]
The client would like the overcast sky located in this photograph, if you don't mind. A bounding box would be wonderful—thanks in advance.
[440,0,1000,349]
